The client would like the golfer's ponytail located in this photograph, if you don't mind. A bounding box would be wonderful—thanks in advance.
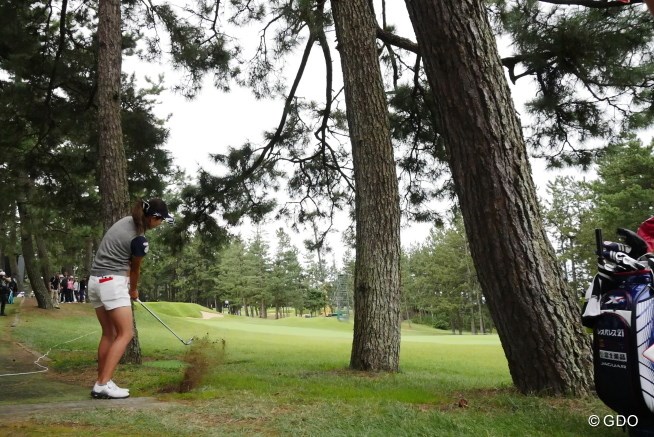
[131,199,147,235]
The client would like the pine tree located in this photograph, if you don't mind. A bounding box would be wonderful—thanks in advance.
[331,0,402,372]
[404,0,593,395]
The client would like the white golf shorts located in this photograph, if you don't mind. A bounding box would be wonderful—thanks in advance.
[88,275,131,310]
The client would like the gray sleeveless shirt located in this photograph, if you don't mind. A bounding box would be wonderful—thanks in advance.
[90,216,147,276]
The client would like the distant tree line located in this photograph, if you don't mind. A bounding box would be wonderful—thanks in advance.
[543,135,654,297]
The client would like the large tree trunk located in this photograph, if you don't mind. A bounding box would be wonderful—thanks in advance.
[332,0,402,372]
[16,175,53,309]
[7,221,23,292]
[97,0,140,364]
[84,235,94,279]
[34,233,52,292]
[97,0,129,230]
[404,0,592,395]
[260,299,267,319]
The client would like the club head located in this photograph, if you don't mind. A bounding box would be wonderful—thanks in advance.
[183,337,195,346]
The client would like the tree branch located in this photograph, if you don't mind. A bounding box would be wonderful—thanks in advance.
[219,33,318,193]
[376,26,419,54]
[538,0,642,8]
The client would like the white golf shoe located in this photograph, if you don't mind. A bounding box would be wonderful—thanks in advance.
[108,380,129,392]
[91,380,130,399]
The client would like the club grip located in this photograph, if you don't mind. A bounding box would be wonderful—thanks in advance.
[595,228,603,264]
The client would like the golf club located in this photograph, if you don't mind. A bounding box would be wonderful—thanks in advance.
[136,299,194,345]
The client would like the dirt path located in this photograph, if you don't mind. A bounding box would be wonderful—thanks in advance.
[0,297,173,418]
[0,396,174,418]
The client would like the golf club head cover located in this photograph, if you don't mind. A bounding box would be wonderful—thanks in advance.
[603,241,632,254]
[602,250,647,270]
[617,227,649,258]
[639,253,654,270]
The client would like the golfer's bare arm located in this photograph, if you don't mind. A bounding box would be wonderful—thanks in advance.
[129,256,144,300]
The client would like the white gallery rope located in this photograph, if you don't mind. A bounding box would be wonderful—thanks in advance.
[0,331,97,378]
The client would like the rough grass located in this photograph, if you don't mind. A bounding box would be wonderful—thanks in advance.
[3,300,623,436]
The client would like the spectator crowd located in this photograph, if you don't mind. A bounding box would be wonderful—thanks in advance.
[0,269,91,313]
[49,272,88,308]
[0,271,19,316]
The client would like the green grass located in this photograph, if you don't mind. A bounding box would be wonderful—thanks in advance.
[3,300,622,436]
[138,301,208,318]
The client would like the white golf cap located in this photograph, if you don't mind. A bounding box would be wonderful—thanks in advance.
[0,271,5,276]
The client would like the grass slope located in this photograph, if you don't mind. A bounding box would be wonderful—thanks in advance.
[2,300,621,436]
[137,301,208,318]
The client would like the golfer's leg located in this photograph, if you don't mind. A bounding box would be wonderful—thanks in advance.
[97,306,133,384]
[95,307,116,380]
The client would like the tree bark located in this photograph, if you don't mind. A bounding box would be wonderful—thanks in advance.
[97,0,129,230]
[124,301,142,364]
[97,0,140,364]
[404,0,592,395]
[332,0,402,372]
[16,175,53,309]
[34,233,52,292]
[7,222,23,292]
[84,236,94,278]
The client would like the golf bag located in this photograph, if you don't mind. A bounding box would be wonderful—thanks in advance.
[583,228,654,423]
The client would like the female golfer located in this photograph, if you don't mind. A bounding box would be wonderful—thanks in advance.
[88,198,173,399]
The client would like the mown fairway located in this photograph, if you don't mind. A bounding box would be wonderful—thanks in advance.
[2,300,620,436]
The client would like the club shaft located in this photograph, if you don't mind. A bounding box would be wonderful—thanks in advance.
[136,299,188,344]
